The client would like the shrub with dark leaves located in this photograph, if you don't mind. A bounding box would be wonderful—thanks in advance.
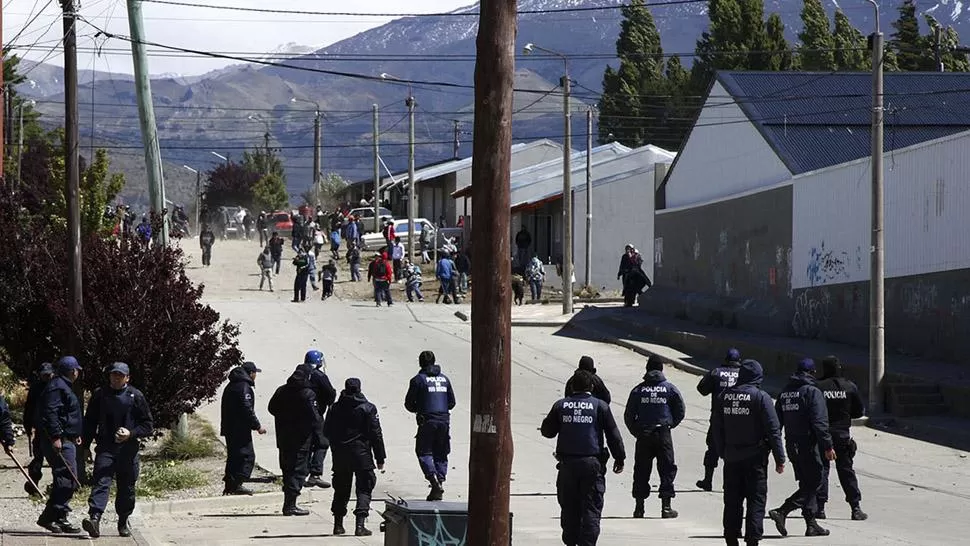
[0,189,242,429]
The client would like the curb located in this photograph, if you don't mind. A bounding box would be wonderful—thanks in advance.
[135,490,316,516]
[511,320,572,328]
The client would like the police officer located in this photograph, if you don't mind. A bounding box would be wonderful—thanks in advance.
[711,359,785,546]
[624,356,685,519]
[815,355,867,521]
[1,392,15,454]
[37,356,84,534]
[305,350,336,489]
[768,358,835,538]
[267,364,324,516]
[81,362,154,538]
[325,378,387,537]
[404,350,456,501]
[564,356,611,403]
[220,361,266,496]
[24,362,54,496]
[696,349,742,491]
[541,370,626,546]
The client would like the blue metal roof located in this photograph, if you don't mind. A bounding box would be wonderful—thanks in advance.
[716,71,970,174]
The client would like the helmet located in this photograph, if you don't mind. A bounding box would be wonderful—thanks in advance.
[304,350,325,367]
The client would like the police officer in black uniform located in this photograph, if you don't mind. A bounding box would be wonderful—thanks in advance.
[711,359,785,546]
[305,350,336,489]
[37,356,84,534]
[541,370,626,546]
[325,378,387,537]
[769,358,836,538]
[696,349,742,491]
[1,393,15,454]
[81,362,154,538]
[564,356,611,404]
[220,361,266,496]
[268,364,324,516]
[815,355,867,521]
[624,356,685,519]
[405,350,456,501]
[24,362,54,496]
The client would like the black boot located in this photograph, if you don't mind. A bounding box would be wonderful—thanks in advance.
[816,502,826,520]
[333,517,346,535]
[697,467,715,491]
[53,517,81,534]
[427,475,444,501]
[851,504,869,521]
[24,480,42,497]
[36,509,58,533]
[306,474,332,489]
[633,498,645,518]
[118,515,132,537]
[725,538,740,546]
[355,515,372,536]
[661,498,679,519]
[82,513,101,538]
[805,517,830,537]
[768,505,792,537]
[282,496,310,516]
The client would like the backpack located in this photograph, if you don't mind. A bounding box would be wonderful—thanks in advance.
[373,259,388,278]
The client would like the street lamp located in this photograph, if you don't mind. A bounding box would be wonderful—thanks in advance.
[524,42,573,314]
[247,114,272,151]
[183,165,201,234]
[291,97,324,202]
[16,98,36,186]
[866,0,885,416]
[380,72,417,261]
[210,151,229,165]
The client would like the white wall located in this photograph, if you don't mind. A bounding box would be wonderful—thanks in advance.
[791,130,970,290]
[665,81,792,209]
[573,166,656,291]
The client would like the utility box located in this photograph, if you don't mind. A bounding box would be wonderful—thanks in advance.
[382,500,513,545]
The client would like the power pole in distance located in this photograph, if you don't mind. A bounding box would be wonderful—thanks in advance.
[407,93,416,260]
[467,0,515,543]
[372,104,380,233]
[453,120,461,159]
[585,106,593,288]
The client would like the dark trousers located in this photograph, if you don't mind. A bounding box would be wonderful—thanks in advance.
[722,453,768,541]
[406,283,423,302]
[623,288,637,307]
[393,259,402,280]
[201,245,212,266]
[322,279,334,298]
[88,448,139,518]
[415,419,450,481]
[331,460,377,518]
[374,280,392,304]
[279,438,312,501]
[557,456,605,546]
[41,440,78,518]
[819,434,862,506]
[272,255,281,275]
[529,279,542,300]
[224,433,255,486]
[27,434,45,484]
[782,440,823,518]
[702,426,719,470]
[308,435,330,477]
[293,271,309,301]
[631,427,677,500]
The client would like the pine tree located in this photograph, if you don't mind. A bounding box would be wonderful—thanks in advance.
[763,13,795,70]
[832,9,869,71]
[891,0,930,71]
[692,0,746,91]
[798,0,835,70]
[662,55,694,150]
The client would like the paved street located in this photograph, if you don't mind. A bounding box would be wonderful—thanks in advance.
[138,239,970,545]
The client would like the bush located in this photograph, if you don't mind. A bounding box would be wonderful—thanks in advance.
[0,189,242,430]
[156,433,217,461]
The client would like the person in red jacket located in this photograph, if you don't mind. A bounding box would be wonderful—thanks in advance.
[367,253,394,306]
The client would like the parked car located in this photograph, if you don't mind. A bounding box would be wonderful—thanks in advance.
[267,210,293,233]
[360,218,435,252]
[349,206,393,233]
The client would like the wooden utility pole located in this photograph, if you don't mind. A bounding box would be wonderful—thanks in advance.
[467,0,515,543]
[1,2,5,175]
[62,0,83,350]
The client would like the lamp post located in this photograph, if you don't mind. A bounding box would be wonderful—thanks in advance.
[16,99,36,186]
[380,72,416,260]
[183,165,200,234]
[247,114,272,177]
[524,42,573,314]
[291,97,323,202]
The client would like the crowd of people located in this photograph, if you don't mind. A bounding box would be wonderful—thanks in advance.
[542,350,868,546]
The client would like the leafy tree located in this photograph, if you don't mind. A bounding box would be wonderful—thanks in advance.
[798,0,836,70]
[252,173,289,212]
[924,15,970,72]
[692,0,747,89]
[242,145,286,184]
[0,191,242,428]
[762,13,796,71]
[3,52,44,172]
[891,0,930,71]
[202,161,259,209]
[833,9,870,71]
[301,172,348,210]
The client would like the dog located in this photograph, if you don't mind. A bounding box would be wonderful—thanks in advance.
[511,274,525,306]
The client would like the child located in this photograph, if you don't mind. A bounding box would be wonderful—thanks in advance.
[258,247,274,292]
[320,259,338,300]
[404,260,424,303]
[346,242,361,282]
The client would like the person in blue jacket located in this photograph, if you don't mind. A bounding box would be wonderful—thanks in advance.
[768,358,836,539]
[711,359,786,546]
[405,351,456,501]
[24,361,54,496]
[624,356,685,519]
[696,349,742,491]
[81,362,154,539]
[542,370,626,546]
[37,356,85,534]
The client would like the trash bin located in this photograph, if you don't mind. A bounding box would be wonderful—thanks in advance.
[382,500,513,545]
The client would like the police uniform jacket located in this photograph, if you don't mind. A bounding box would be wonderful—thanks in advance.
[816,373,864,435]
[776,372,833,451]
[309,368,337,417]
[711,360,785,465]
[405,365,456,423]
[221,366,262,437]
[0,396,14,447]
[324,390,387,471]
[23,377,49,436]
[268,366,325,451]
[624,370,685,436]
[564,372,611,404]
[697,362,741,410]
[83,384,154,452]
[41,375,83,441]
[541,392,626,462]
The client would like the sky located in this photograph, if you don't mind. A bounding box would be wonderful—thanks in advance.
[3,0,473,77]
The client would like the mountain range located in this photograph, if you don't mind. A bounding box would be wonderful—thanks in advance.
[15,0,968,205]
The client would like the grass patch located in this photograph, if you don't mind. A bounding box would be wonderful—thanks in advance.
[137,461,206,497]
[154,415,220,461]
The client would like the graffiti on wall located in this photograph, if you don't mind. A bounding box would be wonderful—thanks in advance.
[900,279,940,318]
[806,241,848,287]
[410,512,467,546]
[792,288,832,338]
